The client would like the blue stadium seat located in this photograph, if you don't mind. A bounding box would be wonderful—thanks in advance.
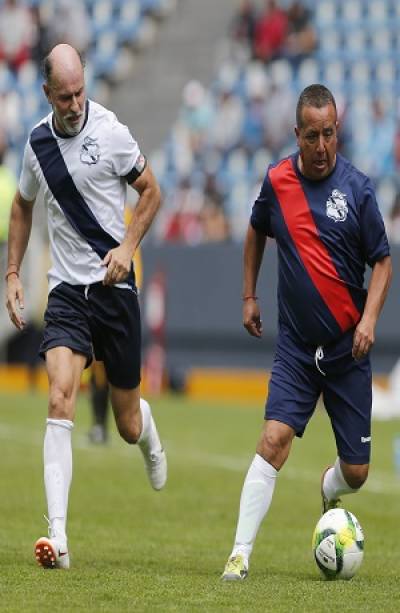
[296,58,320,90]
[322,59,346,90]
[115,0,143,45]
[341,0,364,25]
[269,59,294,88]
[0,61,16,94]
[366,0,389,24]
[15,60,40,95]
[88,30,120,79]
[91,0,114,36]
[315,0,336,28]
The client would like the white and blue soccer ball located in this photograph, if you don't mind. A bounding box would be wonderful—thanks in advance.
[312,508,364,580]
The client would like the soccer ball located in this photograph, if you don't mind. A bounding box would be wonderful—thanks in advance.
[312,508,364,580]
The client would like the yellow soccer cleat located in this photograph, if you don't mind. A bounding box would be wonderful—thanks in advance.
[221,553,248,581]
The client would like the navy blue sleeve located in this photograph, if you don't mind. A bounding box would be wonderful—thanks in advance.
[250,172,274,237]
[359,177,390,267]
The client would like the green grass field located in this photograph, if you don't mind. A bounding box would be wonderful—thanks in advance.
[1,391,400,612]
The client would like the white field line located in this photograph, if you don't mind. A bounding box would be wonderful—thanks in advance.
[0,423,399,496]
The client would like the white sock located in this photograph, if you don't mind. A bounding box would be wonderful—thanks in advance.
[44,418,74,543]
[323,457,358,501]
[138,398,161,453]
[231,454,278,561]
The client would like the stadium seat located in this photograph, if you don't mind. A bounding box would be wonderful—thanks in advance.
[16,60,40,94]
[375,59,396,86]
[370,29,394,56]
[315,0,336,28]
[367,0,388,24]
[91,0,114,36]
[141,0,177,19]
[0,61,15,94]
[226,182,251,241]
[342,30,366,56]
[376,176,398,217]
[348,59,371,90]
[269,59,293,88]
[251,148,273,182]
[341,0,363,25]
[322,59,346,89]
[116,0,142,45]
[89,30,120,79]
[296,58,319,90]
[225,149,249,183]
[318,30,341,56]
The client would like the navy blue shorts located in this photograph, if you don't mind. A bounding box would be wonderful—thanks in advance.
[265,327,372,464]
[39,282,141,389]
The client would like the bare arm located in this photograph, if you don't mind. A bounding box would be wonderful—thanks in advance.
[352,255,392,359]
[243,223,267,338]
[6,190,35,330]
[103,164,161,286]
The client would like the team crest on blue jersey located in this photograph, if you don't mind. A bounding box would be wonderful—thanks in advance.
[80,136,100,165]
[326,189,348,222]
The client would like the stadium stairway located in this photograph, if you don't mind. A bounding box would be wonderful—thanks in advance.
[108,0,235,153]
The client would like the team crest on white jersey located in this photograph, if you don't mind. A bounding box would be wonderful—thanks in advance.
[80,136,100,165]
[326,189,348,222]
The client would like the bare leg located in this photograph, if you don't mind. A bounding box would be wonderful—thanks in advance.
[110,386,167,490]
[88,360,109,444]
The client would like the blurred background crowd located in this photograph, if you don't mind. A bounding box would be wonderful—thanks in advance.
[150,0,400,245]
[1,0,400,383]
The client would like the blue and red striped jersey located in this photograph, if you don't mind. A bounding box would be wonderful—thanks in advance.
[251,152,390,347]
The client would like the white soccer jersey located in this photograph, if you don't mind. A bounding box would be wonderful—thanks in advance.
[19,100,145,292]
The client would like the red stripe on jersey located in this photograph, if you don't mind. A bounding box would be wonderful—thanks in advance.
[269,158,360,332]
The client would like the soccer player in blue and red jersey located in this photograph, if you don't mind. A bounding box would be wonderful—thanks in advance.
[222,84,392,581]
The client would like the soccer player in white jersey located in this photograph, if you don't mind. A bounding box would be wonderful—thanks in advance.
[5,44,166,570]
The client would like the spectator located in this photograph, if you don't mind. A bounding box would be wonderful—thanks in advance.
[209,82,244,155]
[201,201,231,242]
[0,0,37,73]
[253,0,288,64]
[179,80,215,157]
[44,0,91,57]
[200,173,230,242]
[263,81,294,157]
[230,0,257,53]
[285,1,317,68]
[241,67,270,154]
[163,178,204,244]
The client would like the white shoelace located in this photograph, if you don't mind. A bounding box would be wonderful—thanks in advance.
[43,514,52,538]
[315,345,326,376]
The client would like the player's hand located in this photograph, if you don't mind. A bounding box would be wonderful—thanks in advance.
[352,319,374,360]
[243,300,263,338]
[6,274,26,330]
[102,244,132,286]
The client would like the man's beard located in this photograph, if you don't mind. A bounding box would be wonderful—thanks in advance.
[54,106,85,136]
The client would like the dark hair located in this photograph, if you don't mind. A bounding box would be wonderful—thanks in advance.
[41,49,85,85]
[296,84,337,128]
